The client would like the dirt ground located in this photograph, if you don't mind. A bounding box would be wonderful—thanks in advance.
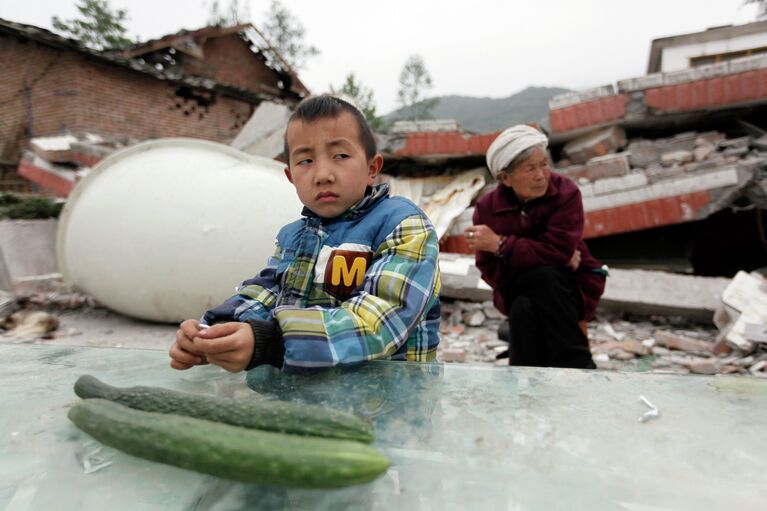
[1,307,178,351]
[1,299,763,378]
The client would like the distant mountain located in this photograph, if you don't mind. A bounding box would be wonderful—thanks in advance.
[383,86,570,133]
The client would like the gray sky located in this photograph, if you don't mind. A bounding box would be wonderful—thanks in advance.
[2,1,761,113]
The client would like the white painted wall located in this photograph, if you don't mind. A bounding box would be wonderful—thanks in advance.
[661,32,767,71]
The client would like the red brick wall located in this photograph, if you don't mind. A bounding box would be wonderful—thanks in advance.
[182,33,283,96]
[0,38,79,158]
[1,34,255,160]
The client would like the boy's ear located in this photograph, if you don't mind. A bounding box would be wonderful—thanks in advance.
[367,154,384,185]
[284,167,293,183]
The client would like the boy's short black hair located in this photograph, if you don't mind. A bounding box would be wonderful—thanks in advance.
[283,94,377,165]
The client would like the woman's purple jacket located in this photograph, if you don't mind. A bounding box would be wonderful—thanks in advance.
[473,172,605,320]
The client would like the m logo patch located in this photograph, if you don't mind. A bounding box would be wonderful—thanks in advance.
[324,249,371,301]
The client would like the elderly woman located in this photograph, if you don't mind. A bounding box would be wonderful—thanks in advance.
[465,125,606,369]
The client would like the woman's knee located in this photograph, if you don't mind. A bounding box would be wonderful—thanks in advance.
[509,294,534,317]
[515,266,563,292]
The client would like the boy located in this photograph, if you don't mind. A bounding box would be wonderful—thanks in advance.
[169,95,441,373]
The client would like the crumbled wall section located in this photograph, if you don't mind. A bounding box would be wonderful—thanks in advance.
[1,34,254,159]
[184,33,281,96]
[0,38,79,158]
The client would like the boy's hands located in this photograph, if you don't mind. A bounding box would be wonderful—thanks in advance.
[169,319,209,370]
[193,322,255,373]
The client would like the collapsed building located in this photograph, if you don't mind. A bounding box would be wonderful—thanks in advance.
[379,20,767,277]
[0,18,309,195]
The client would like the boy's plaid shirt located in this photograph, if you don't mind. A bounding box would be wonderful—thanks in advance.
[202,184,441,371]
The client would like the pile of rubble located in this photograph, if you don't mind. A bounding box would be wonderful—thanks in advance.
[554,127,767,204]
[438,300,767,377]
[438,270,767,378]
[0,284,97,337]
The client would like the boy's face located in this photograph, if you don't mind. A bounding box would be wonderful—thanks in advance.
[284,112,383,219]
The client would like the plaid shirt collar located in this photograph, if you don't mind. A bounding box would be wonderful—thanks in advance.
[301,183,390,223]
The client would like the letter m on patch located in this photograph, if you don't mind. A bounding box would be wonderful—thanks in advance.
[324,249,372,301]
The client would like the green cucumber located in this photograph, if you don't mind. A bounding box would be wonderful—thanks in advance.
[74,375,373,443]
[68,399,389,488]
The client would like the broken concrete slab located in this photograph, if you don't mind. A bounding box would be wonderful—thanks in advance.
[600,268,730,321]
[17,152,77,197]
[230,101,291,160]
[439,253,492,302]
[718,271,767,352]
[439,254,730,322]
[30,135,79,163]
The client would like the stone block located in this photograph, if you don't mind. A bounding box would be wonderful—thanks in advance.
[687,358,720,375]
[654,331,714,354]
[661,150,694,166]
[584,152,630,180]
[563,126,626,164]
[627,139,660,167]
[693,144,715,162]
[440,348,467,363]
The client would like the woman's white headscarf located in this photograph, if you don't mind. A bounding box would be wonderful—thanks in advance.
[486,125,548,178]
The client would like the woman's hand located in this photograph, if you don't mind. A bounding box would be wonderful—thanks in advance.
[567,249,581,271]
[464,225,503,253]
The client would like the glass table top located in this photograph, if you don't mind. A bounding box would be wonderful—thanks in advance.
[1,343,765,510]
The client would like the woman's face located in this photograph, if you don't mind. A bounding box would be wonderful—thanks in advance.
[499,147,551,203]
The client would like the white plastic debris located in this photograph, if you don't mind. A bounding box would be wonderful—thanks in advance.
[638,395,660,423]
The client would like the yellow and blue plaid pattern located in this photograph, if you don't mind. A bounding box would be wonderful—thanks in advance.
[202,185,441,372]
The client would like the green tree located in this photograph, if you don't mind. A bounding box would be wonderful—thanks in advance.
[51,0,133,50]
[206,0,250,26]
[743,0,767,18]
[261,0,319,71]
[330,73,382,130]
[396,54,438,120]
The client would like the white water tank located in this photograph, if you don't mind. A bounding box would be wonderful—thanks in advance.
[57,138,301,323]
